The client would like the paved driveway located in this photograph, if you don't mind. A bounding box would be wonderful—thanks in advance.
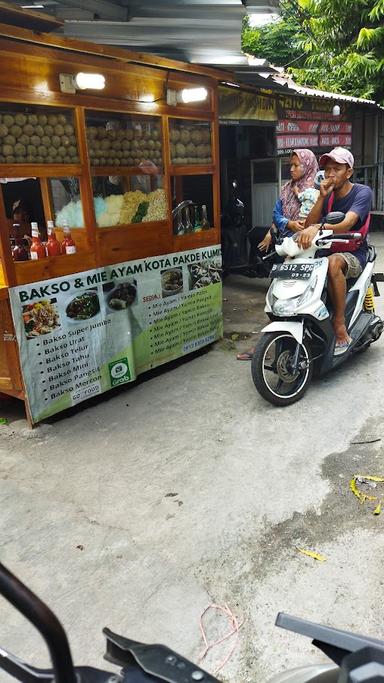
[1,234,384,682]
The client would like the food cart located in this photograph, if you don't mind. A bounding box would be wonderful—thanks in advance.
[0,24,225,424]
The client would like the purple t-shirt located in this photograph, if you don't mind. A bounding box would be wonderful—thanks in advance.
[321,183,372,268]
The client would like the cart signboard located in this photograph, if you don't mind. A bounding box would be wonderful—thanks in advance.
[9,246,223,423]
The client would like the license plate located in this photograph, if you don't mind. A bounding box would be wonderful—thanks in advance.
[271,263,315,280]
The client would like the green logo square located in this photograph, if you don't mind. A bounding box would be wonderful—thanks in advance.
[108,357,131,387]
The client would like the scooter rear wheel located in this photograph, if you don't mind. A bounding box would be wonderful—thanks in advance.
[251,332,313,406]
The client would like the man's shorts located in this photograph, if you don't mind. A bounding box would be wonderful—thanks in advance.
[338,252,362,278]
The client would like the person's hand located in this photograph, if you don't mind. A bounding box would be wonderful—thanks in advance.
[292,184,299,196]
[319,177,334,197]
[287,219,305,232]
[258,231,272,252]
[138,159,159,175]
[296,225,320,249]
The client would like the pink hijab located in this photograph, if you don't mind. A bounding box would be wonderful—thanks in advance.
[280,149,319,221]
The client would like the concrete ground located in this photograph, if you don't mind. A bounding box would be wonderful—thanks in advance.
[1,235,384,682]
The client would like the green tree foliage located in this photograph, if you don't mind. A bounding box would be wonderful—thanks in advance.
[241,0,384,103]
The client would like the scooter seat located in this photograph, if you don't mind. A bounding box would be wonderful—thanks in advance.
[347,277,358,290]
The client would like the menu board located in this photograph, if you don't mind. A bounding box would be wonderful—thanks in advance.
[9,246,223,423]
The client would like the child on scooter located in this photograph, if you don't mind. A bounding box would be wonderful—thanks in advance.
[292,184,319,220]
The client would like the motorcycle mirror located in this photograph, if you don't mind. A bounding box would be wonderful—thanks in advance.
[314,170,325,189]
[325,211,345,225]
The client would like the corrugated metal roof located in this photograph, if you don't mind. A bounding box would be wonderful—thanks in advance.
[269,74,377,106]
[8,0,253,63]
[3,0,382,109]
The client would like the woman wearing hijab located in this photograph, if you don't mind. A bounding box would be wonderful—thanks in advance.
[257,149,319,253]
[274,148,319,236]
[237,149,319,360]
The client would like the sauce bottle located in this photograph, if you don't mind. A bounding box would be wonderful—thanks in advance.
[184,206,194,234]
[201,205,210,230]
[193,206,202,232]
[12,237,29,261]
[45,220,62,257]
[30,222,46,260]
[61,221,77,255]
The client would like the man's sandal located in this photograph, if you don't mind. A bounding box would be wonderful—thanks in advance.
[334,337,352,356]
[236,350,254,361]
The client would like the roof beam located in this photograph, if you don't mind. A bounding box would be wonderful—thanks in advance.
[0,21,233,79]
[57,0,128,21]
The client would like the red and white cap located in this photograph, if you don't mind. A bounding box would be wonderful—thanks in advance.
[319,147,354,169]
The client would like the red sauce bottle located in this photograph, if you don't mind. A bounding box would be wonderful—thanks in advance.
[61,221,77,255]
[45,220,62,257]
[30,222,46,260]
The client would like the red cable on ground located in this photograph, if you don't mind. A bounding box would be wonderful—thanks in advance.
[198,603,244,675]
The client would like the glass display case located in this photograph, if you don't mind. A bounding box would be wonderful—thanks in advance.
[0,104,79,164]
[171,174,213,235]
[169,119,212,165]
[92,174,168,227]
[49,177,84,227]
[85,111,163,170]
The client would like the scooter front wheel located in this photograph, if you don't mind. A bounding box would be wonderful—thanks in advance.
[251,332,313,406]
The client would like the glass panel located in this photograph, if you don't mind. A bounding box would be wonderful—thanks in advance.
[1,178,46,242]
[169,119,212,165]
[85,111,163,170]
[171,174,213,235]
[49,177,84,227]
[0,104,79,164]
[92,174,168,227]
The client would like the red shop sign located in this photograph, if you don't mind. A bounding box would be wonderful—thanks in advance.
[277,120,319,134]
[319,134,352,147]
[277,134,319,149]
[319,122,352,133]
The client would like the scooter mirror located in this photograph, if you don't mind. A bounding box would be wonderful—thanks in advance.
[325,211,345,225]
[314,170,325,189]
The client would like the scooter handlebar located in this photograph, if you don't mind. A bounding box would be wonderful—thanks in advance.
[316,232,362,247]
[323,232,362,240]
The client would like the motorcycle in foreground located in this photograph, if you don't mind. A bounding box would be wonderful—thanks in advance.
[251,211,383,406]
[2,561,384,683]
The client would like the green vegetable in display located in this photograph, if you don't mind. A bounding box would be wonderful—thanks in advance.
[132,200,149,223]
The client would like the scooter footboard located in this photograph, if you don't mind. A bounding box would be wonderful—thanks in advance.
[261,321,304,345]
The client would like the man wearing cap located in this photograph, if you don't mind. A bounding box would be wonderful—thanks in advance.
[298,147,372,355]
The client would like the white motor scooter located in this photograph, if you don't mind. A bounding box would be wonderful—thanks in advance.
[252,211,383,406]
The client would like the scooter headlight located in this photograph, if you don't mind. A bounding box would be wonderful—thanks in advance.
[271,275,318,315]
[272,298,298,315]
[296,275,318,308]
[266,286,275,311]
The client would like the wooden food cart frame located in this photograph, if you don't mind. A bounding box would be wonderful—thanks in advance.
[0,24,229,423]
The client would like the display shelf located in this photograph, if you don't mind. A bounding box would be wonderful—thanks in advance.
[13,251,96,285]
[0,164,83,177]
[169,164,214,175]
[172,229,219,250]
[96,220,172,265]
